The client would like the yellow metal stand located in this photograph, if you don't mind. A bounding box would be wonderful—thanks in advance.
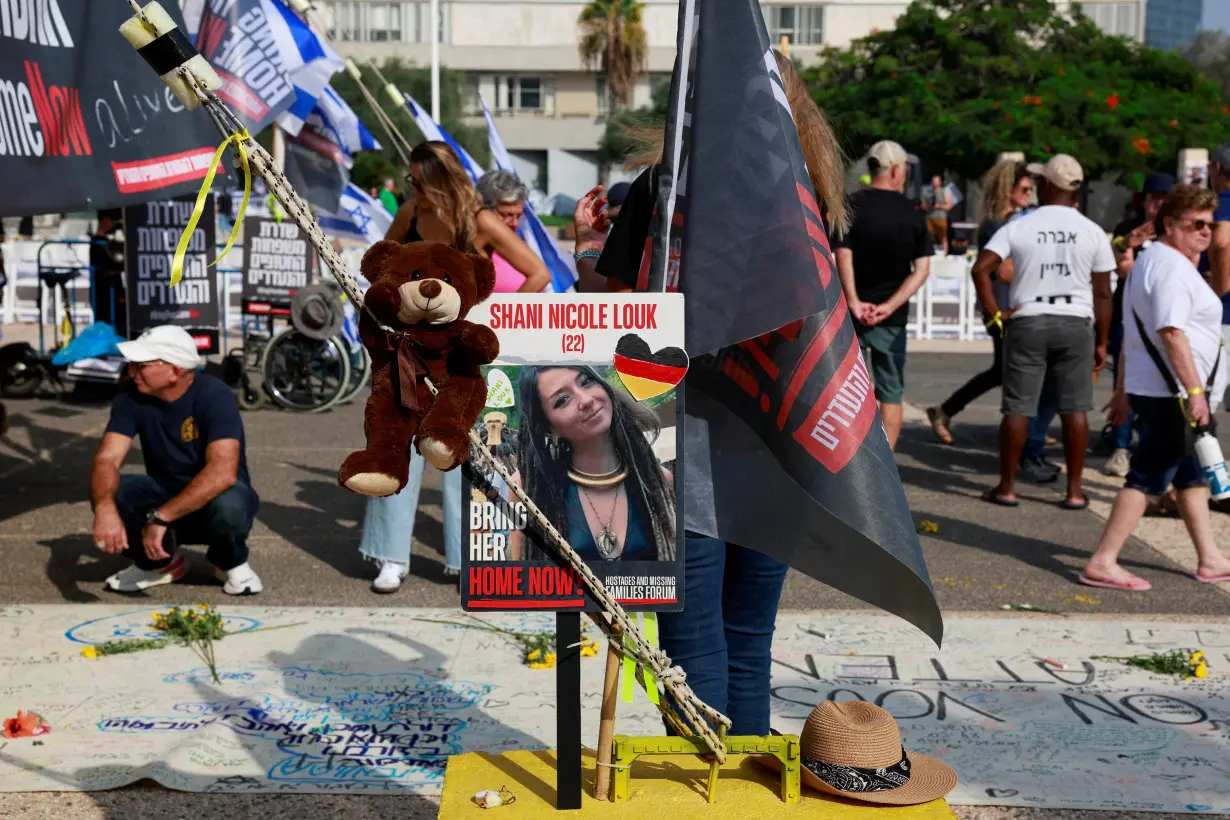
[611,728,800,804]
[437,748,959,819]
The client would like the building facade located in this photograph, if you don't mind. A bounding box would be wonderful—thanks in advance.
[1144,0,1203,51]
[316,0,1148,199]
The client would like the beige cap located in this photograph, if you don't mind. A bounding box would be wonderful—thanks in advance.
[1027,154,1084,191]
[867,140,908,173]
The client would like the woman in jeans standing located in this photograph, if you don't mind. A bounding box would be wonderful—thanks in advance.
[926,161,1034,444]
[1081,185,1230,590]
[571,50,849,735]
[361,142,546,593]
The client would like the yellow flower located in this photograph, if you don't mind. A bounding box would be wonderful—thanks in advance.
[545,653,557,664]
[1195,661,1208,679]
[1191,651,1205,665]
[527,649,542,661]
[81,646,99,659]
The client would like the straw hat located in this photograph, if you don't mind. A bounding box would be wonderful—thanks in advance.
[798,701,957,805]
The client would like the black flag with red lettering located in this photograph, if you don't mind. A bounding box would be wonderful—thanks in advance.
[644,0,942,644]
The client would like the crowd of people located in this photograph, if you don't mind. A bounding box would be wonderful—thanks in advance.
[70,52,1230,749]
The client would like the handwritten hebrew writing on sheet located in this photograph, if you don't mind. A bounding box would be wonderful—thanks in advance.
[0,606,1226,810]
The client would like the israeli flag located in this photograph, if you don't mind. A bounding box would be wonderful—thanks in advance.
[318,183,394,245]
[403,93,485,182]
[267,0,347,137]
[307,86,381,166]
[478,91,578,293]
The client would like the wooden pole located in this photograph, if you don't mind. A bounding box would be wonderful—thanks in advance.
[780,34,789,56]
[593,618,621,801]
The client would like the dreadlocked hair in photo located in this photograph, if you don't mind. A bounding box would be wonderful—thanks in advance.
[515,366,676,562]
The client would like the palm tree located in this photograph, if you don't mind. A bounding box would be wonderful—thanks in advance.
[577,0,648,111]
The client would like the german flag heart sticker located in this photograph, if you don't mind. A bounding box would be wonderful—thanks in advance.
[613,334,689,401]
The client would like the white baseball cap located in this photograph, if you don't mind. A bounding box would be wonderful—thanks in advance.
[1027,154,1084,191]
[117,325,202,370]
[867,140,908,173]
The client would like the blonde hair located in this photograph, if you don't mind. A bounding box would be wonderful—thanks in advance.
[409,141,479,251]
[616,50,849,235]
[979,160,1030,224]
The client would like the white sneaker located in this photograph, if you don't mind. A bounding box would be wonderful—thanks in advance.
[213,562,263,595]
[105,552,186,592]
[372,561,408,593]
[1103,448,1131,477]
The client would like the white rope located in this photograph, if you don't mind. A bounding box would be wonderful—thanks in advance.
[167,57,732,763]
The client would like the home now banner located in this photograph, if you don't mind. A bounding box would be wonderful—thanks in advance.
[0,0,224,217]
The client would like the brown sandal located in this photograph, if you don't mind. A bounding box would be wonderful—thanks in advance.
[926,406,954,445]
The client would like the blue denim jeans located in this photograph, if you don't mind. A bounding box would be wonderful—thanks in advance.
[358,450,462,571]
[113,474,259,571]
[656,532,789,736]
[1022,379,1058,459]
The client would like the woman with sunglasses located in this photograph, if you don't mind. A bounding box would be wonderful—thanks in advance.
[387,142,550,291]
[1081,184,1230,591]
[926,160,1034,443]
[358,141,548,594]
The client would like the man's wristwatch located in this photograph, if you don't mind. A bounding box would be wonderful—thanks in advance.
[146,509,172,527]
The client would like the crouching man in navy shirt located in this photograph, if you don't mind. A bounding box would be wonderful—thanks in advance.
[90,325,262,594]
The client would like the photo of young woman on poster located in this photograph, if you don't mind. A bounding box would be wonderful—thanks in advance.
[512,365,676,563]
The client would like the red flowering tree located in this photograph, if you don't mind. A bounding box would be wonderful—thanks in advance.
[804,0,1230,183]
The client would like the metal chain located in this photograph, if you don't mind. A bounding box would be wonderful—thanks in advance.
[177,66,732,761]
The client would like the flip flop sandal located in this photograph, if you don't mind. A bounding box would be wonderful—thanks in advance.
[1194,572,1230,583]
[1060,497,1090,510]
[1078,572,1152,591]
[981,488,1019,507]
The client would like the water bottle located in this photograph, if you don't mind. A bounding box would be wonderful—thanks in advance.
[1194,427,1230,500]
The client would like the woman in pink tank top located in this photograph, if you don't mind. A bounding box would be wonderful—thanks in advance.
[476,170,551,292]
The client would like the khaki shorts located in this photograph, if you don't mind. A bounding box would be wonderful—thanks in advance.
[926,217,948,244]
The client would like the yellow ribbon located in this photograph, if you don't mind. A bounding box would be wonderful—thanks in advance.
[169,130,252,287]
[620,613,660,705]
[985,310,1003,335]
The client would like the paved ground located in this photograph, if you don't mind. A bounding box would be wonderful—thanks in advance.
[1,347,1226,616]
[1,337,1227,819]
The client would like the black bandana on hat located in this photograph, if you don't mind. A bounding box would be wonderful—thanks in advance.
[803,747,912,792]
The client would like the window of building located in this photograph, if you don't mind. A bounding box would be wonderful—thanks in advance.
[1082,2,1139,38]
[319,1,448,44]
[762,5,824,47]
[367,3,401,41]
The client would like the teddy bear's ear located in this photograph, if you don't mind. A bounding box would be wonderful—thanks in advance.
[361,240,402,282]
[471,253,497,302]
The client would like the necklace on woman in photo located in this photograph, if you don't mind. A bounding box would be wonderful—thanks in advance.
[568,463,627,489]
[580,484,624,559]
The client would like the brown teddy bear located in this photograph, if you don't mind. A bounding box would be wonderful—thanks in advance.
[338,240,500,497]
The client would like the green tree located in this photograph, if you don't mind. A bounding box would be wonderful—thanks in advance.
[597,77,669,168]
[804,0,1230,182]
[327,58,490,192]
[578,0,649,110]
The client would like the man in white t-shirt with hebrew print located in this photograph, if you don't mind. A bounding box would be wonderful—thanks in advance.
[972,154,1115,510]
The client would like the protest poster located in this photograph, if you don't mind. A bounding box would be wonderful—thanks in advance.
[0,0,223,217]
[190,0,299,135]
[240,215,314,315]
[461,294,685,612]
[123,195,220,354]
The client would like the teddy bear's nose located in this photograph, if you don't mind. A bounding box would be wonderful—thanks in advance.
[419,279,443,299]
